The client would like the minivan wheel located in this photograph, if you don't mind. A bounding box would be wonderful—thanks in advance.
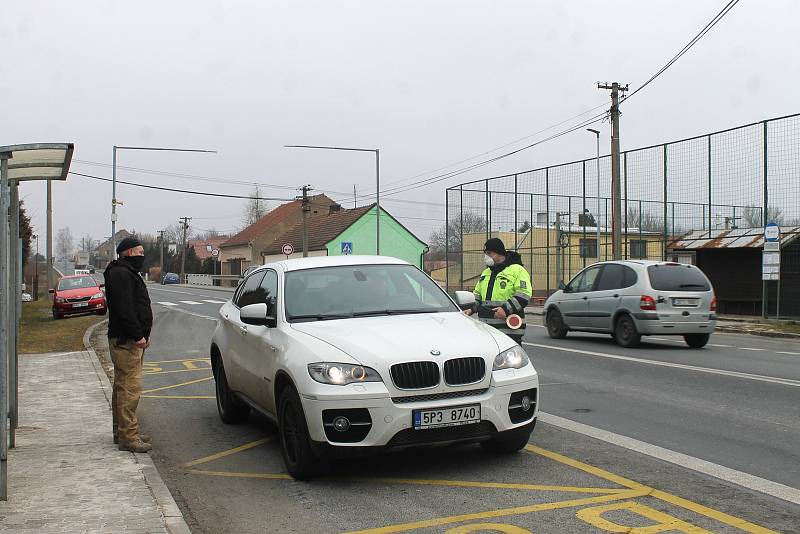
[213,360,250,424]
[278,386,322,480]
[546,309,568,339]
[614,314,641,348]
[684,333,710,349]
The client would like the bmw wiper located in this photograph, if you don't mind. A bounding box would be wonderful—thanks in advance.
[352,308,439,317]
[289,313,352,322]
[679,284,706,288]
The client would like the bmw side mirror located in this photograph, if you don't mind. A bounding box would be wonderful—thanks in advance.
[453,291,476,310]
[240,303,270,326]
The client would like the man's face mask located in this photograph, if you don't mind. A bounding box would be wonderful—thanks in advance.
[484,254,495,267]
[124,254,145,271]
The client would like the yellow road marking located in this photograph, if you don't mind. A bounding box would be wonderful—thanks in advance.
[189,469,291,480]
[146,357,210,364]
[525,444,645,490]
[352,477,622,494]
[445,523,532,534]
[144,368,212,375]
[344,489,647,534]
[142,395,215,399]
[184,438,272,468]
[649,489,777,534]
[142,376,213,394]
[525,444,776,534]
[577,501,713,533]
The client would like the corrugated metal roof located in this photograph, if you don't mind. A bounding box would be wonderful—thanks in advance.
[669,226,800,250]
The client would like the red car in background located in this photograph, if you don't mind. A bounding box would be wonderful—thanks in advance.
[50,274,107,320]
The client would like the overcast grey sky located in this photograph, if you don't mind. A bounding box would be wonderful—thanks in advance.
[3,0,798,248]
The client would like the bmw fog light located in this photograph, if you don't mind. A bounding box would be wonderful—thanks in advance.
[332,416,351,432]
[521,395,532,412]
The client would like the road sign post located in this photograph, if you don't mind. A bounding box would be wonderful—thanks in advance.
[282,243,294,259]
[341,242,353,255]
[762,223,781,318]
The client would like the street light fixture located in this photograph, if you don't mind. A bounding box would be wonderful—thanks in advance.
[586,129,601,262]
[111,146,216,259]
[284,145,381,254]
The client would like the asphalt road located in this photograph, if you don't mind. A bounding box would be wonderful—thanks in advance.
[134,284,800,533]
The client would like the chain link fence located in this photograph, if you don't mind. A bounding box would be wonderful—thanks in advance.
[445,113,800,300]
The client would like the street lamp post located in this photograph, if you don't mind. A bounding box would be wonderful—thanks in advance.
[586,129,601,262]
[285,145,381,254]
[111,146,216,258]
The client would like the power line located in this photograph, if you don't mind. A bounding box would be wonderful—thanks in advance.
[69,172,295,201]
[624,0,742,102]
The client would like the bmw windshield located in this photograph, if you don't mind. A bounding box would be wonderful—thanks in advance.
[285,264,458,322]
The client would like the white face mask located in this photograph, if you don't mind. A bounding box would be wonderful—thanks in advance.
[484,254,495,267]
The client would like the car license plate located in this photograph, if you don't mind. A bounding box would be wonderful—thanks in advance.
[672,298,698,307]
[413,404,480,430]
[73,302,89,308]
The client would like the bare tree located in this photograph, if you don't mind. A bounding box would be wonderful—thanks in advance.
[742,206,783,228]
[79,234,95,252]
[428,212,487,260]
[242,186,268,227]
[55,227,74,260]
[627,207,663,233]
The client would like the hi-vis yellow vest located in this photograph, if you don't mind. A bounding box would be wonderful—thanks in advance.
[473,263,532,337]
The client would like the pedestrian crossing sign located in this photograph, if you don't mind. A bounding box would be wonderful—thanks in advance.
[341,242,353,255]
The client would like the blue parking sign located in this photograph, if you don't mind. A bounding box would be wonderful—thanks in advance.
[341,242,353,255]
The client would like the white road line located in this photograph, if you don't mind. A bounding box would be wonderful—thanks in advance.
[157,302,178,306]
[539,412,800,506]
[179,301,203,305]
[523,341,800,387]
[740,347,765,351]
[202,299,226,304]
[777,351,800,356]
[709,344,732,348]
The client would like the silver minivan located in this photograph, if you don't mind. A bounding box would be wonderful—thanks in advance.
[544,260,717,348]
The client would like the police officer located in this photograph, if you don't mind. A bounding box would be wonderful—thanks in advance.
[104,237,153,453]
[466,238,532,344]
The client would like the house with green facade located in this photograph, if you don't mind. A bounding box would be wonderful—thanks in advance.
[260,203,427,267]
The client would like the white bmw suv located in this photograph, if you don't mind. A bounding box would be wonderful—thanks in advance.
[210,256,539,479]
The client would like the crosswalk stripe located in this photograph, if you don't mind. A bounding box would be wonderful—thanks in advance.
[179,300,203,305]
[157,302,178,306]
[202,299,226,304]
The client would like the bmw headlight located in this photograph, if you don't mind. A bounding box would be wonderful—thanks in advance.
[493,345,530,371]
[308,363,383,385]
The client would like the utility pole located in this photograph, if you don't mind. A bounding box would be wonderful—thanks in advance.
[46,180,53,290]
[158,230,165,276]
[353,185,357,208]
[297,185,312,257]
[598,82,628,260]
[179,217,191,280]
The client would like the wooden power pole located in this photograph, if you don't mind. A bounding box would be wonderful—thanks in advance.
[178,217,191,280]
[598,81,628,260]
[297,185,312,258]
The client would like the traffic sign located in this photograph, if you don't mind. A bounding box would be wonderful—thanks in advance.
[282,243,294,256]
[764,222,780,242]
[211,249,219,258]
[341,242,353,255]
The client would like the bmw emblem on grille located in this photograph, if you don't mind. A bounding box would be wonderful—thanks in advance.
[430,349,441,356]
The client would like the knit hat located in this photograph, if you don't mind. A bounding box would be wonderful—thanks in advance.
[483,237,506,256]
[116,236,143,255]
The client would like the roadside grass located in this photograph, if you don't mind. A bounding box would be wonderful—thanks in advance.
[19,299,105,354]
[763,321,800,335]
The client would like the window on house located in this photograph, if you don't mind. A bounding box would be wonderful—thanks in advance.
[579,238,598,258]
[629,240,648,259]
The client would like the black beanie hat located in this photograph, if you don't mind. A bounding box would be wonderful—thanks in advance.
[484,237,506,255]
[116,237,143,255]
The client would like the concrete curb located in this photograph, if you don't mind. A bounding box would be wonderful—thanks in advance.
[83,321,192,534]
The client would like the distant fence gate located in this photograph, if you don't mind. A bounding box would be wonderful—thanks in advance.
[445,113,800,300]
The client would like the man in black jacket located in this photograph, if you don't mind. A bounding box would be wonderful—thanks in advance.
[104,237,153,453]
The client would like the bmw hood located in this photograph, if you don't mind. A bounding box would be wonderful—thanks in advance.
[289,312,507,366]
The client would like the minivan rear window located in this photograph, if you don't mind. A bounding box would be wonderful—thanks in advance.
[647,264,710,292]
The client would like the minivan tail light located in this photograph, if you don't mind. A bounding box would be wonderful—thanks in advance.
[640,295,657,311]
[710,296,717,312]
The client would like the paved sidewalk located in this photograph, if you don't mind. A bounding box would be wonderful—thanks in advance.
[0,350,188,533]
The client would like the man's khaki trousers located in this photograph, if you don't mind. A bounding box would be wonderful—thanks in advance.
[109,338,145,443]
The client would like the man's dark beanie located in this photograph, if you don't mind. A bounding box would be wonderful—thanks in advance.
[484,238,506,255]
[116,237,143,255]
